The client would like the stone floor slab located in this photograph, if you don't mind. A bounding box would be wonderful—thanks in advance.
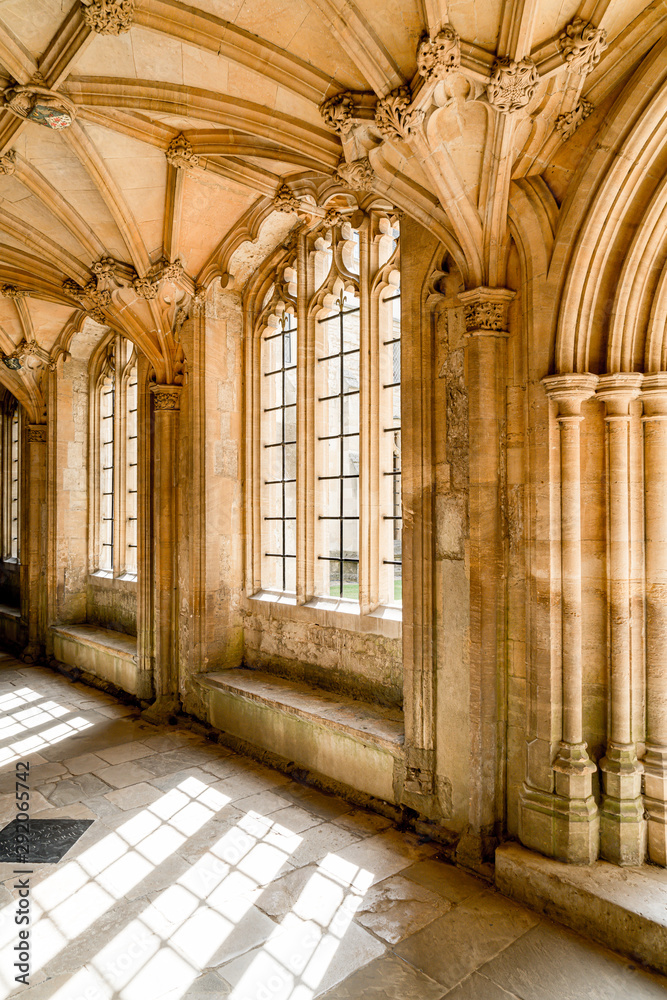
[478,920,667,1000]
[319,952,447,999]
[394,890,539,991]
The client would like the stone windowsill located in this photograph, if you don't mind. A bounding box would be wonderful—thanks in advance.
[247,590,402,639]
[89,571,138,589]
[50,623,137,663]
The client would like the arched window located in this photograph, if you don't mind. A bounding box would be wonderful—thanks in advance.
[250,211,401,612]
[92,334,139,578]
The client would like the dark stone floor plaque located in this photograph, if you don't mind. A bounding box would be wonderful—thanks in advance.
[0,819,94,863]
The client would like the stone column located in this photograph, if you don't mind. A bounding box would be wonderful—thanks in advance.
[641,374,667,866]
[597,374,645,865]
[457,286,514,864]
[146,384,182,718]
[22,424,47,663]
[543,374,599,863]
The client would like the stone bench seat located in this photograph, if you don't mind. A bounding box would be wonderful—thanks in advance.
[197,668,404,805]
[50,624,138,695]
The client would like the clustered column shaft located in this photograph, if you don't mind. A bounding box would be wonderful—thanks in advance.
[596,374,645,865]
[543,374,599,864]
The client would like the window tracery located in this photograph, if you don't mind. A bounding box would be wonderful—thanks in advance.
[250,210,401,613]
[91,334,139,578]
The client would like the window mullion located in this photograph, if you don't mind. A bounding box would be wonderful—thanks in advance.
[297,232,311,603]
[358,220,373,614]
[114,342,126,578]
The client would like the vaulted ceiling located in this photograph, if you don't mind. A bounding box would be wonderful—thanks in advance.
[0,0,664,416]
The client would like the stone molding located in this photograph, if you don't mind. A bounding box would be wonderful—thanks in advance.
[319,92,355,136]
[558,17,608,75]
[0,150,15,175]
[27,425,47,442]
[596,372,643,415]
[166,133,199,170]
[542,372,599,415]
[640,373,667,416]
[487,57,539,114]
[335,157,374,191]
[555,98,594,138]
[273,183,300,213]
[375,86,424,140]
[81,0,135,35]
[416,25,461,81]
[150,384,183,410]
[458,286,515,334]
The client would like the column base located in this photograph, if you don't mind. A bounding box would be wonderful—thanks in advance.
[142,695,181,724]
[643,745,667,866]
[519,744,599,864]
[21,642,43,665]
[599,745,646,865]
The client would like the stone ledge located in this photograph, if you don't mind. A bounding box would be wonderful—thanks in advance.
[51,623,137,661]
[496,842,667,976]
[0,603,20,620]
[50,624,139,695]
[197,668,404,803]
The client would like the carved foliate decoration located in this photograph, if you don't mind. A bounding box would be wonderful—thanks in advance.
[81,0,135,34]
[1,284,28,299]
[166,134,199,169]
[375,86,424,140]
[486,57,539,114]
[86,283,112,308]
[160,259,185,281]
[273,183,300,213]
[416,25,461,81]
[0,150,16,175]
[335,157,374,191]
[63,278,87,302]
[559,18,608,74]
[27,425,47,442]
[463,301,507,332]
[92,256,117,281]
[458,287,515,334]
[151,386,182,410]
[323,207,344,228]
[555,98,594,138]
[133,276,159,299]
[319,92,355,136]
[3,85,75,129]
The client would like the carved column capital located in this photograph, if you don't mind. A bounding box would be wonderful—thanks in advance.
[487,57,539,114]
[416,25,461,81]
[558,17,608,74]
[27,424,47,443]
[150,384,183,410]
[542,372,598,416]
[641,373,667,417]
[81,0,135,34]
[458,286,514,336]
[596,372,643,416]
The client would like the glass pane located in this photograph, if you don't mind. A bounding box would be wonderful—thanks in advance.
[260,311,298,593]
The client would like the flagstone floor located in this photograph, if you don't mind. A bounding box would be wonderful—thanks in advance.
[0,652,666,1000]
